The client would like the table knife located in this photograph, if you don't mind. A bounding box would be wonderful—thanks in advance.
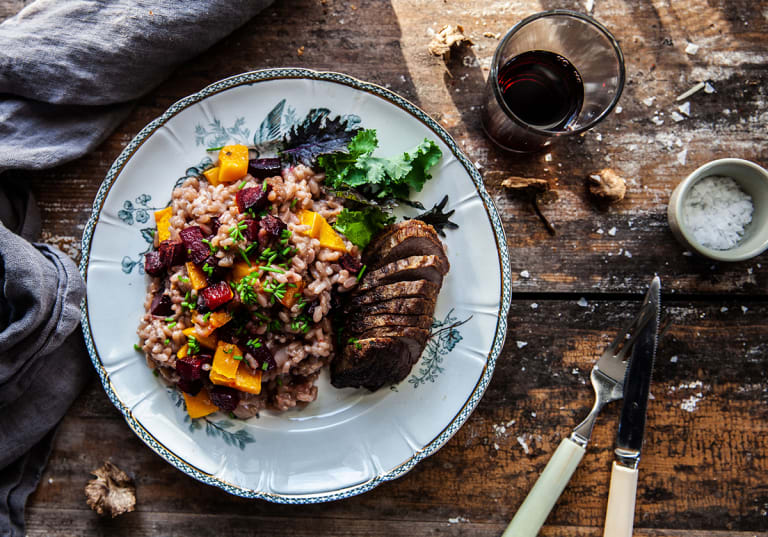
[603,276,660,537]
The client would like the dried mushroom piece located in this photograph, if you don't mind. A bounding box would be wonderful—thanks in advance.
[85,462,136,518]
[428,24,473,59]
[588,168,626,202]
[502,176,557,235]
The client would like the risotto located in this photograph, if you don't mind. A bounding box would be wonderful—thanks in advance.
[137,151,363,418]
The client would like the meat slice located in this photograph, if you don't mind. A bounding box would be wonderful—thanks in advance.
[363,220,449,271]
[355,326,430,363]
[347,280,439,307]
[331,337,413,390]
[346,313,433,335]
[344,297,436,317]
[356,255,448,292]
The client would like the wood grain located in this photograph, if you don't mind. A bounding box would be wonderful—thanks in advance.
[1,0,766,535]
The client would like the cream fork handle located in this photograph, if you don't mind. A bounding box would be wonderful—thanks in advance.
[502,437,586,537]
[602,462,638,537]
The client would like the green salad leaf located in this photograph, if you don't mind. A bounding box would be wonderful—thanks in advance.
[319,130,442,200]
[332,207,395,248]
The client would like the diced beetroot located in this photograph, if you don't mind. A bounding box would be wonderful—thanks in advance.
[177,379,202,396]
[236,185,269,214]
[202,256,227,280]
[159,239,185,268]
[198,281,234,311]
[243,218,261,242]
[259,215,287,239]
[210,217,220,235]
[177,356,205,381]
[209,386,240,411]
[340,254,362,273]
[150,293,173,316]
[180,226,209,264]
[248,158,282,179]
[245,339,276,372]
[144,251,165,276]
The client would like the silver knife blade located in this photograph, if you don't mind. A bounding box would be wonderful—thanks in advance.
[615,276,660,467]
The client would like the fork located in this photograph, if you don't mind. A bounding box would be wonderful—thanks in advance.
[502,307,655,537]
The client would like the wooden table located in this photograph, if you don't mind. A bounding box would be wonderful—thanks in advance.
[3,0,766,535]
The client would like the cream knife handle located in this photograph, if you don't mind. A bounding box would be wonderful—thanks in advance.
[603,462,639,537]
[502,437,586,537]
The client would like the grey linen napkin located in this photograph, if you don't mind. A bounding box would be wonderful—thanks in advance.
[0,1,272,534]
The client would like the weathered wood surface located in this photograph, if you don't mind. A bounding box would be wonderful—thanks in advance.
[0,0,765,535]
[26,301,768,535]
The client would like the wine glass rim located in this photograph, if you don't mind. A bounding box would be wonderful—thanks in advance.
[490,9,626,137]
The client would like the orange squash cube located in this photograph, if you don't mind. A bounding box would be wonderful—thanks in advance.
[203,166,221,186]
[234,366,262,395]
[209,370,237,388]
[297,210,323,238]
[182,327,217,350]
[217,145,249,184]
[280,280,305,308]
[184,389,219,419]
[154,207,173,242]
[211,341,242,380]
[185,262,208,291]
[317,218,347,252]
[176,344,189,359]
[230,260,261,282]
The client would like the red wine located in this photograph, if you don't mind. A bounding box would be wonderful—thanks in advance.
[497,50,584,130]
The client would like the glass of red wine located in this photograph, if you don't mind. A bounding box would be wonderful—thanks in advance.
[481,10,625,152]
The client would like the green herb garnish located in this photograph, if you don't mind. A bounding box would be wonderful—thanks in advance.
[356,264,367,282]
[228,221,248,243]
[239,180,248,190]
[202,263,214,277]
[133,343,142,351]
[187,336,200,355]
[333,207,394,248]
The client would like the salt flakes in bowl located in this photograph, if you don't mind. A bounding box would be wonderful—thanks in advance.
[682,176,754,250]
[668,158,768,262]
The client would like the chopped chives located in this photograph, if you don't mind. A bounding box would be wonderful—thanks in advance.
[239,180,248,190]
[167,321,177,329]
[164,317,174,322]
[261,266,285,274]
[261,362,269,371]
[153,369,160,377]
[356,264,367,282]
[164,338,170,345]
[239,248,252,266]
[133,343,142,351]
[206,146,224,152]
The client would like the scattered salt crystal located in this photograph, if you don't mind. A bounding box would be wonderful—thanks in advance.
[448,516,469,524]
[474,161,483,170]
[704,82,715,94]
[681,394,702,412]
[676,82,705,101]
[608,227,617,236]
[48,478,53,484]
[572,368,580,374]
[520,270,530,278]
[493,443,500,450]
[678,102,691,116]
[584,0,594,12]
[615,105,623,114]
[720,306,728,312]
[742,306,748,313]
[531,303,539,309]
[651,116,664,125]
[677,148,687,165]
[684,43,700,55]
[531,412,536,417]
[516,341,528,349]
[682,176,754,250]
[670,356,678,363]
[517,435,530,454]
[596,133,602,141]
[624,250,633,258]
[506,419,516,427]
[671,111,685,122]
[642,97,655,107]
[748,267,753,274]
[577,297,589,307]
[544,153,552,162]
[597,228,604,234]
[683,251,693,256]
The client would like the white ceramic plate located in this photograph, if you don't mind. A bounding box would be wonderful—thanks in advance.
[81,69,511,502]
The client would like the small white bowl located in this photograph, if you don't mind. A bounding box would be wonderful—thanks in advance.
[668,158,768,262]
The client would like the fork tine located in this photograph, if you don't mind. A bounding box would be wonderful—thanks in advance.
[602,303,655,362]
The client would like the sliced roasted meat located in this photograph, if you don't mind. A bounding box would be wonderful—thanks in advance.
[355,326,430,363]
[331,337,413,390]
[363,220,449,271]
[363,219,416,255]
[347,279,439,307]
[344,297,436,317]
[356,255,448,291]
[346,313,433,335]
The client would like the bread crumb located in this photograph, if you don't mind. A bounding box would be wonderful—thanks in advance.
[297,46,305,57]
